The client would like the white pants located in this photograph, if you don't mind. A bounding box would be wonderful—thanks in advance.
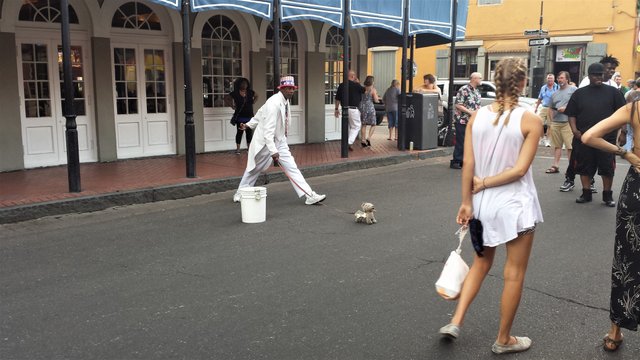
[237,140,312,198]
[348,108,361,145]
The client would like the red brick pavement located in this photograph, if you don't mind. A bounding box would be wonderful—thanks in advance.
[0,130,421,208]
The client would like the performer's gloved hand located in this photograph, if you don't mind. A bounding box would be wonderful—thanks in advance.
[272,153,280,167]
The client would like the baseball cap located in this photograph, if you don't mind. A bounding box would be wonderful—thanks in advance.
[587,63,605,75]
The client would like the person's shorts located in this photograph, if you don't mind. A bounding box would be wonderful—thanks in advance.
[387,111,398,128]
[538,106,552,126]
[550,122,573,149]
[574,140,616,177]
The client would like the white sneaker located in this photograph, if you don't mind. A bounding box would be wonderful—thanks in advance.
[233,192,241,203]
[544,138,551,147]
[305,191,326,205]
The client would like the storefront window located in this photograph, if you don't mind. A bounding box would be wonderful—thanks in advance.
[201,15,242,108]
[454,49,478,78]
[111,2,161,30]
[18,0,79,24]
[324,27,351,105]
[266,23,299,105]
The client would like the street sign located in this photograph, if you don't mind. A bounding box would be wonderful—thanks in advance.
[524,29,549,36]
[529,38,550,46]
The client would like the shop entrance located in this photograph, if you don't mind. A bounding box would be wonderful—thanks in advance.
[554,45,584,85]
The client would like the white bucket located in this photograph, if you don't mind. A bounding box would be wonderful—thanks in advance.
[239,186,267,223]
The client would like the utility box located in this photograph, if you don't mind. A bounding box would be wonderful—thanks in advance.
[403,93,439,150]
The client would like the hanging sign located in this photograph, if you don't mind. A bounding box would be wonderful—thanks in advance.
[555,45,583,62]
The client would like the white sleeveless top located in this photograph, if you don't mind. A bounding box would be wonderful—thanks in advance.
[471,106,543,246]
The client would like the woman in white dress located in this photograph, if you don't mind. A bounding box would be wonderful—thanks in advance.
[439,57,544,354]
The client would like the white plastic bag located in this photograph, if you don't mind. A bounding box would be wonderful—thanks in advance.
[435,226,470,300]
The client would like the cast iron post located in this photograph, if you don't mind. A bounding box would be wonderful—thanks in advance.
[61,0,80,192]
[446,0,458,147]
[341,0,350,158]
[398,0,409,150]
[183,0,196,178]
[273,0,281,92]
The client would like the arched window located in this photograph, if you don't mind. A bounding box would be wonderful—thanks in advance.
[112,1,161,31]
[201,15,242,108]
[324,27,351,105]
[266,23,299,105]
[18,0,79,24]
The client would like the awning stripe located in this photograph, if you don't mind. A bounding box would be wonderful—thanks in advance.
[191,0,273,19]
[351,0,404,34]
[147,0,181,9]
[158,0,467,42]
[282,0,343,27]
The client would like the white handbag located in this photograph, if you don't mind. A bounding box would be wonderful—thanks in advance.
[435,226,470,300]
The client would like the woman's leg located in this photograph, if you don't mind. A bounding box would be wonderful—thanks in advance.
[495,232,534,345]
[360,125,367,146]
[450,247,497,325]
[245,127,253,147]
[368,123,376,140]
[235,124,243,151]
[607,322,622,342]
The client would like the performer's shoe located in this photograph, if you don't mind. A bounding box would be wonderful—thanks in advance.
[305,192,326,205]
[233,192,241,203]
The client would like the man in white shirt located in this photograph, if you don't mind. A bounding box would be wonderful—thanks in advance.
[234,76,326,205]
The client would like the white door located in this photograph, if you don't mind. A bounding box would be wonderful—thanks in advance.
[18,40,96,168]
[112,45,174,158]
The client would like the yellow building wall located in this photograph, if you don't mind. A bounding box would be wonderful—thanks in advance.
[369,0,639,84]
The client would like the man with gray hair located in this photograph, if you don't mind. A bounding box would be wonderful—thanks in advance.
[547,71,576,180]
[450,72,482,169]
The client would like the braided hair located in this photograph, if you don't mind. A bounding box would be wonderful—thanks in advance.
[492,57,528,126]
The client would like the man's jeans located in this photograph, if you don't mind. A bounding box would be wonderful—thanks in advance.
[452,122,466,164]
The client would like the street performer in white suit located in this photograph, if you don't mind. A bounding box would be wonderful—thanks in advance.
[233,76,327,205]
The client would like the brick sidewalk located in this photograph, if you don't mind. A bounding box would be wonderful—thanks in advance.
[1,127,452,222]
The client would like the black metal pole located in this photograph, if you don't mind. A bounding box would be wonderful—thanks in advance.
[398,0,409,150]
[341,0,350,158]
[183,0,196,178]
[409,35,415,92]
[446,0,458,147]
[273,0,281,93]
[61,0,80,192]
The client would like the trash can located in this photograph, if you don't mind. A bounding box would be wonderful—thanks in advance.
[403,93,439,150]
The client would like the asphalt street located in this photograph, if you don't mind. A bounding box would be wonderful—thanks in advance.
[1,153,639,359]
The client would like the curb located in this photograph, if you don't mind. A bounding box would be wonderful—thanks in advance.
[0,148,452,224]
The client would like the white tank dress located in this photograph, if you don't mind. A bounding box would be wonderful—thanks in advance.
[471,106,543,247]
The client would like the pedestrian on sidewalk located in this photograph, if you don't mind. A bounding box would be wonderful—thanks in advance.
[439,57,543,355]
[358,75,380,147]
[534,73,559,147]
[546,71,576,175]
[581,97,640,353]
[383,79,400,141]
[335,70,366,151]
[450,73,482,169]
[226,77,257,154]
[233,76,326,205]
[566,63,626,206]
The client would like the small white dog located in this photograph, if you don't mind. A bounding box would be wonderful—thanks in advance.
[354,202,377,225]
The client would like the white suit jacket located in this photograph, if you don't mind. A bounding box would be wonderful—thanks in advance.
[245,91,288,171]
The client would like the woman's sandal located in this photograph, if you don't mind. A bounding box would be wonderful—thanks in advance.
[603,333,623,352]
[545,165,559,174]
